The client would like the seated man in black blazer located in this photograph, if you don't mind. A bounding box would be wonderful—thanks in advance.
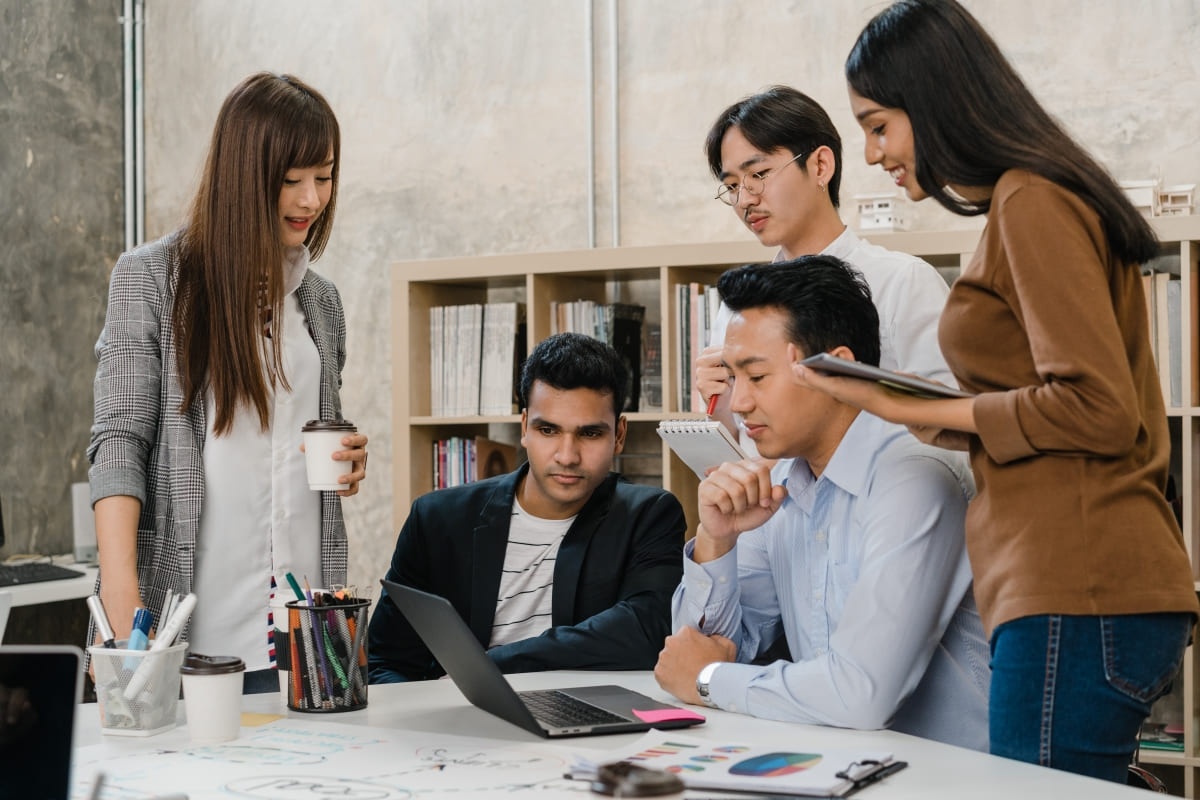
[368,333,687,682]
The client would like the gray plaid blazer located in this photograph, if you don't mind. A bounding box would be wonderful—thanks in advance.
[87,231,349,636]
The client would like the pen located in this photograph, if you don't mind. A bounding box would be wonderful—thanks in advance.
[86,596,117,649]
[88,770,105,800]
[285,571,306,603]
[706,392,719,416]
[162,592,180,629]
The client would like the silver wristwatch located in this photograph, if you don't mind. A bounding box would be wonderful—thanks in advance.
[696,661,722,708]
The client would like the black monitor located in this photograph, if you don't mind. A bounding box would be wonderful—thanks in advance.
[0,646,84,799]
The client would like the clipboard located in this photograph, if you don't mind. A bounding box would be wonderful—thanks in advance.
[799,353,973,400]
[656,419,747,479]
[566,732,908,797]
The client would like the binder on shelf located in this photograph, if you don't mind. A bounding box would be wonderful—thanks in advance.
[657,419,747,479]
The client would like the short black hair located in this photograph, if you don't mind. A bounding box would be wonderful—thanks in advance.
[519,332,628,418]
[718,256,880,366]
[704,85,844,208]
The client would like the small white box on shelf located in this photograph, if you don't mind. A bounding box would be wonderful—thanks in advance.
[1119,179,1161,217]
[854,191,910,231]
[1159,184,1195,216]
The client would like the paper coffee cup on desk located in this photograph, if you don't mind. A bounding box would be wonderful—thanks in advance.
[301,419,356,491]
[181,654,245,744]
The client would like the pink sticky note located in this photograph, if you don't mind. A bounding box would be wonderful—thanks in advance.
[632,707,706,724]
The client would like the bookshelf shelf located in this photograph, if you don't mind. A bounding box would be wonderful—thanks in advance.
[392,218,1200,792]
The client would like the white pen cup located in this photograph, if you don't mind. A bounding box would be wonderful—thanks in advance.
[301,419,357,491]
[180,654,245,744]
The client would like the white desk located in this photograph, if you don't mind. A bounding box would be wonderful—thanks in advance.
[73,671,1153,799]
[5,558,97,607]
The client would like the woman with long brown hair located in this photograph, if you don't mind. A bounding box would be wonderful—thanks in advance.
[88,72,368,693]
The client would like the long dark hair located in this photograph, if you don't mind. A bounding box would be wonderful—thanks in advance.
[845,0,1157,264]
[173,72,341,434]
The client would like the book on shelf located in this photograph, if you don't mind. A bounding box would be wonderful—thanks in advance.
[433,436,518,490]
[675,281,722,412]
[479,301,527,416]
[429,301,525,417]
[1144,255,1195,408]
[550,300,646,411]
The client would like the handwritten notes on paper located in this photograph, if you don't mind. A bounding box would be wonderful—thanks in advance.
[70,720,589,799]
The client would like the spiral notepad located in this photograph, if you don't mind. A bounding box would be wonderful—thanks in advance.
[656,420,747,479]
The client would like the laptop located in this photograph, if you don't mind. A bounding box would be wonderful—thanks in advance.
[381,579,706,738]
[0,645,85,799]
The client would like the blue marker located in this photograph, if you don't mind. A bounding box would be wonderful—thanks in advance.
[129,607,153,650]
[122,607,153,669]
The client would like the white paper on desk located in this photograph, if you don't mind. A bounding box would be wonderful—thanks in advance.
[588,731,896,797]
[70,719,587,798]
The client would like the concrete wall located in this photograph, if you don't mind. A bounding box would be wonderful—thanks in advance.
[0,0,123,558]
[7,1,1196,596]
[140,0,1200,593]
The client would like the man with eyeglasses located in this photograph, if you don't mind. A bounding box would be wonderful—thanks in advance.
[696,86,954,439]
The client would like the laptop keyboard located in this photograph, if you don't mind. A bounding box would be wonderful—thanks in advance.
[0,562,85,587]
[519,689,629,728]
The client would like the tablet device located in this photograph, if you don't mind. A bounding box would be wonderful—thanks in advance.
[800,353,973,399]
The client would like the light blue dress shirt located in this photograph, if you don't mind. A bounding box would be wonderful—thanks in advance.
[673,412,990,751]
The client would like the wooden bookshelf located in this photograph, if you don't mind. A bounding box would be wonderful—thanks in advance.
[392,218,1200,792]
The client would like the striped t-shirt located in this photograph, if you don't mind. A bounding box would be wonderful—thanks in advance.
[489,501,575,647]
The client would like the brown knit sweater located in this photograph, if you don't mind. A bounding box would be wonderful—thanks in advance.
[940,169,1198,634]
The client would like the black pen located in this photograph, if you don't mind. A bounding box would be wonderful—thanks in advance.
[841,760,908,797]
[86,595,117,648]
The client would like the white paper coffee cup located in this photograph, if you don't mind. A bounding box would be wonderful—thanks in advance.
[301,419,357,491]
[180,654,245,744]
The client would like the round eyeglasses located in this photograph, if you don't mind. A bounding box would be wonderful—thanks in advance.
[714,151,806,206]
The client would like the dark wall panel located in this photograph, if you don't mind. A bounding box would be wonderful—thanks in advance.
[0,0,123,557]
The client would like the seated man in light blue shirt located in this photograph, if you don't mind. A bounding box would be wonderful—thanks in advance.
[654,255,990,751]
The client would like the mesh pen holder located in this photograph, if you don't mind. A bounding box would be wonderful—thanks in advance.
[90,639,188,736]
[283,598,370,712]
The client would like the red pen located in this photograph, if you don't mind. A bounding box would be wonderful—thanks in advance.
[706,393,719,417]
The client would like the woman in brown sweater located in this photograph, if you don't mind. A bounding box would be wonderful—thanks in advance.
[795,0,1198,784]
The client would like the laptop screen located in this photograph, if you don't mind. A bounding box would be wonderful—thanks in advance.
[0,646,84,800]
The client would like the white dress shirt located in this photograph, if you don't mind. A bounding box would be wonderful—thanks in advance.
[191,246,323,669]
[672,412,990,751]
[709,226,956,455]
[711,226,954,384]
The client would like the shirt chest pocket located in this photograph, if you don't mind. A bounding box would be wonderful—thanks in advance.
[826,524,860,613]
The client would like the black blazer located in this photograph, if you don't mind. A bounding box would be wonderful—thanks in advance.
[368,465,686,682]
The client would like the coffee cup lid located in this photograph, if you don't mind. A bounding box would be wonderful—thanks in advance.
[301,419,356,432]
[181,653,246,675]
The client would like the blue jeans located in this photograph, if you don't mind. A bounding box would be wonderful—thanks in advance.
[989,613,1192,783]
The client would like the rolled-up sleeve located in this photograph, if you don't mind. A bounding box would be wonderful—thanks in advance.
[87,250,167,504]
